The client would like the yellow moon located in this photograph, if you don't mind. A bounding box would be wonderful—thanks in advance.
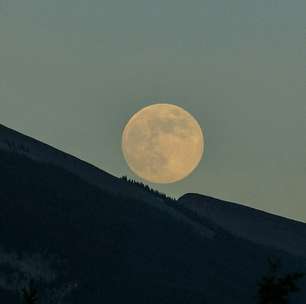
[122,103,204,184]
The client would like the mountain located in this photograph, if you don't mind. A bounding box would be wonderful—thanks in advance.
[0,123,138,196]
[178,194,306,258]
[0,124,305,304]
[0,124,216,238]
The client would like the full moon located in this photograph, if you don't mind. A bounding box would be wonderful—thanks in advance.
[122,103,205,184]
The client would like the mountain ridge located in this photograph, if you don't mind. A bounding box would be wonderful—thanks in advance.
[179,193,306,258]
[0,124,215,239]
[179,192,306,225]
[1,123,306,256]
[0,124,306,303]
[0,123,162,202]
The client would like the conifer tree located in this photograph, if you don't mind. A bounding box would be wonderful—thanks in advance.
[256,257,304,304]
[21,280,39,304]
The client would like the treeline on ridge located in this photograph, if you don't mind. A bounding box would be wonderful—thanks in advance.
[120,175,177,202]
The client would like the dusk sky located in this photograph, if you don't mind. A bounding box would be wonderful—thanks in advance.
[1,0,306,222]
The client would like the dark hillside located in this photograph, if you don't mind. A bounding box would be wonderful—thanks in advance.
[0,149,305,303]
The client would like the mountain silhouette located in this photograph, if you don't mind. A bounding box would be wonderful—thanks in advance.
[179,193,306,257]
[0,124,305,304]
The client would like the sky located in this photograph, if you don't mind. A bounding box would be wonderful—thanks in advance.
[1,0,306,222]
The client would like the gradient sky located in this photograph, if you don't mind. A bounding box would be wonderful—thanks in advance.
[1,0,306,222]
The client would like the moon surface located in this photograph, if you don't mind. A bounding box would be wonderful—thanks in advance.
[122,103,205,184]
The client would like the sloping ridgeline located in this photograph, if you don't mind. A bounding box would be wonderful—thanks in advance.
[0,149,305,304]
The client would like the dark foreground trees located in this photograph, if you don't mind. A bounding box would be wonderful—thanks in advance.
[0,246,77,304]
[256,257,304,304]
[21,280,38,304]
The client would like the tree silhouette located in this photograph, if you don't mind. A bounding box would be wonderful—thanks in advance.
[120,175,176,202]
[256,257,304,304]
[21,280,39,304]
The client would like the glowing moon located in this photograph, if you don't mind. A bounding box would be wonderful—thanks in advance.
[122,103,205,184]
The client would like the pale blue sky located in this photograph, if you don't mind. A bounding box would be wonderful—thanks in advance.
[1,0,306,221]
